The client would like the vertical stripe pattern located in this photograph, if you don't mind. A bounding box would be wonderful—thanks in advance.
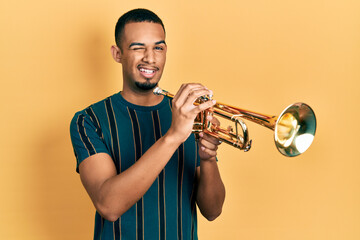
[128,108,144,240]
[77,115,96,155]
[177,144,184,240]
[85,107,104,139]
[71,95,200,240]
[105,98,121,173]
[152,111,166,240]
[105,98,121,240]
[190,143,199,240]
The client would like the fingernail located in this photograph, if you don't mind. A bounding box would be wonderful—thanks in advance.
[201,146,205,151]
[212,100,216,104]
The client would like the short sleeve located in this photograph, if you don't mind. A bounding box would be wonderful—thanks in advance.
[70,112,110,173]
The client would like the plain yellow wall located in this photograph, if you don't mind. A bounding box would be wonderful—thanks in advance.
[1,0,359,239]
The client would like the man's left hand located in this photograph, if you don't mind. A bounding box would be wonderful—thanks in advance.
[198,115,222,160]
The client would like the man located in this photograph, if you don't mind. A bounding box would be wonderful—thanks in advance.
[70,8,225,240]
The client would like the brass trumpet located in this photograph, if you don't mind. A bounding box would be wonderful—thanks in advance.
[153,87,316,157]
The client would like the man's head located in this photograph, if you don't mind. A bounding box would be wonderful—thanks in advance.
[111,9,167,92]
[115,9,166,50]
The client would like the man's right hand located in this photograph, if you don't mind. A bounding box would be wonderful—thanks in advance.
[165,83,215,144]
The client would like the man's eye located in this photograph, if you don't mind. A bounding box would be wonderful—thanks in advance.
[155,46,163,50]
[133,47,145,51]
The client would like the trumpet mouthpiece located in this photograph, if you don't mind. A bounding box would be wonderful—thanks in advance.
[153,87,163,95]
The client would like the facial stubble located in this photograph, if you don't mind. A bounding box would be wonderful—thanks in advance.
[135,79,158,90]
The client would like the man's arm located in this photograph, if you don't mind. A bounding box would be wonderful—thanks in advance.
[78,84,216,222]
[79,134,184,222]
[195,118,226,221]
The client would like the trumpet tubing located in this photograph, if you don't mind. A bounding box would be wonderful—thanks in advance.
[153,87,316,157]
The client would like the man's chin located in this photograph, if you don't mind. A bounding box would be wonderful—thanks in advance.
[135,81,158,91]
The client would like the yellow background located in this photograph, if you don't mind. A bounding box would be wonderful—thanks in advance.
[1,0,359,239]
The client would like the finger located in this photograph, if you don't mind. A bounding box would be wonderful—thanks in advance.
[172,83,187,102]
[191,99,216,115]
[200,146,217,157]
[199,137,219,150]
[173,83,205,107]
[199,132,222,145]
[177,84,208,105]
[207,115,220,126]
[183,88,213,106]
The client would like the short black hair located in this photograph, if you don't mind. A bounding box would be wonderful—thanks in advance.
[115,8,165,47]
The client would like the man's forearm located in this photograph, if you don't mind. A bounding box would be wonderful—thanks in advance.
[196,157,225,221]
[92,133,182,221]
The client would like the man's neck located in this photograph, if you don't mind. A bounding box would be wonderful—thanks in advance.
[121,87,164,106]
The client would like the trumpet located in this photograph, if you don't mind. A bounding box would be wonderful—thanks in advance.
[153,87,316,157]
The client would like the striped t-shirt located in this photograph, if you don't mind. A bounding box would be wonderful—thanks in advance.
[70,92,200,240]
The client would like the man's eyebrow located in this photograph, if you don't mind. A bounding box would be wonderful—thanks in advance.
[129,42,145,48]
[155,40,166,45]
[129,41,166,48]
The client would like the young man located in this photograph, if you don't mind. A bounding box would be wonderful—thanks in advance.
[70,9,225,240]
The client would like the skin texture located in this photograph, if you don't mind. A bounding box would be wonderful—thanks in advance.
[79,21,225,222]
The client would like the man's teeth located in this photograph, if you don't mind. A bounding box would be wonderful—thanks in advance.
[140,68,155,74]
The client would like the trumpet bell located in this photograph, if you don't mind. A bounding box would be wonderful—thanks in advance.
[275,103,316,157]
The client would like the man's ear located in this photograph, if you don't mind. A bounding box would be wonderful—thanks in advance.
[111,45,122,63]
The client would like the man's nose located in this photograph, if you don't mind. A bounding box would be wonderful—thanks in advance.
[142,49,155,63]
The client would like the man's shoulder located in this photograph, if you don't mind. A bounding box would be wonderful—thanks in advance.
[75,93,120,114]
[70,92,120,125]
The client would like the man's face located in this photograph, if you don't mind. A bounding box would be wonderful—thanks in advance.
[119,22,167,91]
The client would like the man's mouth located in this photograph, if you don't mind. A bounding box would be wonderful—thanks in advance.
[138,66,158,79]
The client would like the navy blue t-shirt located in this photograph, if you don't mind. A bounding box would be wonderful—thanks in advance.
[70,92,200,240]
